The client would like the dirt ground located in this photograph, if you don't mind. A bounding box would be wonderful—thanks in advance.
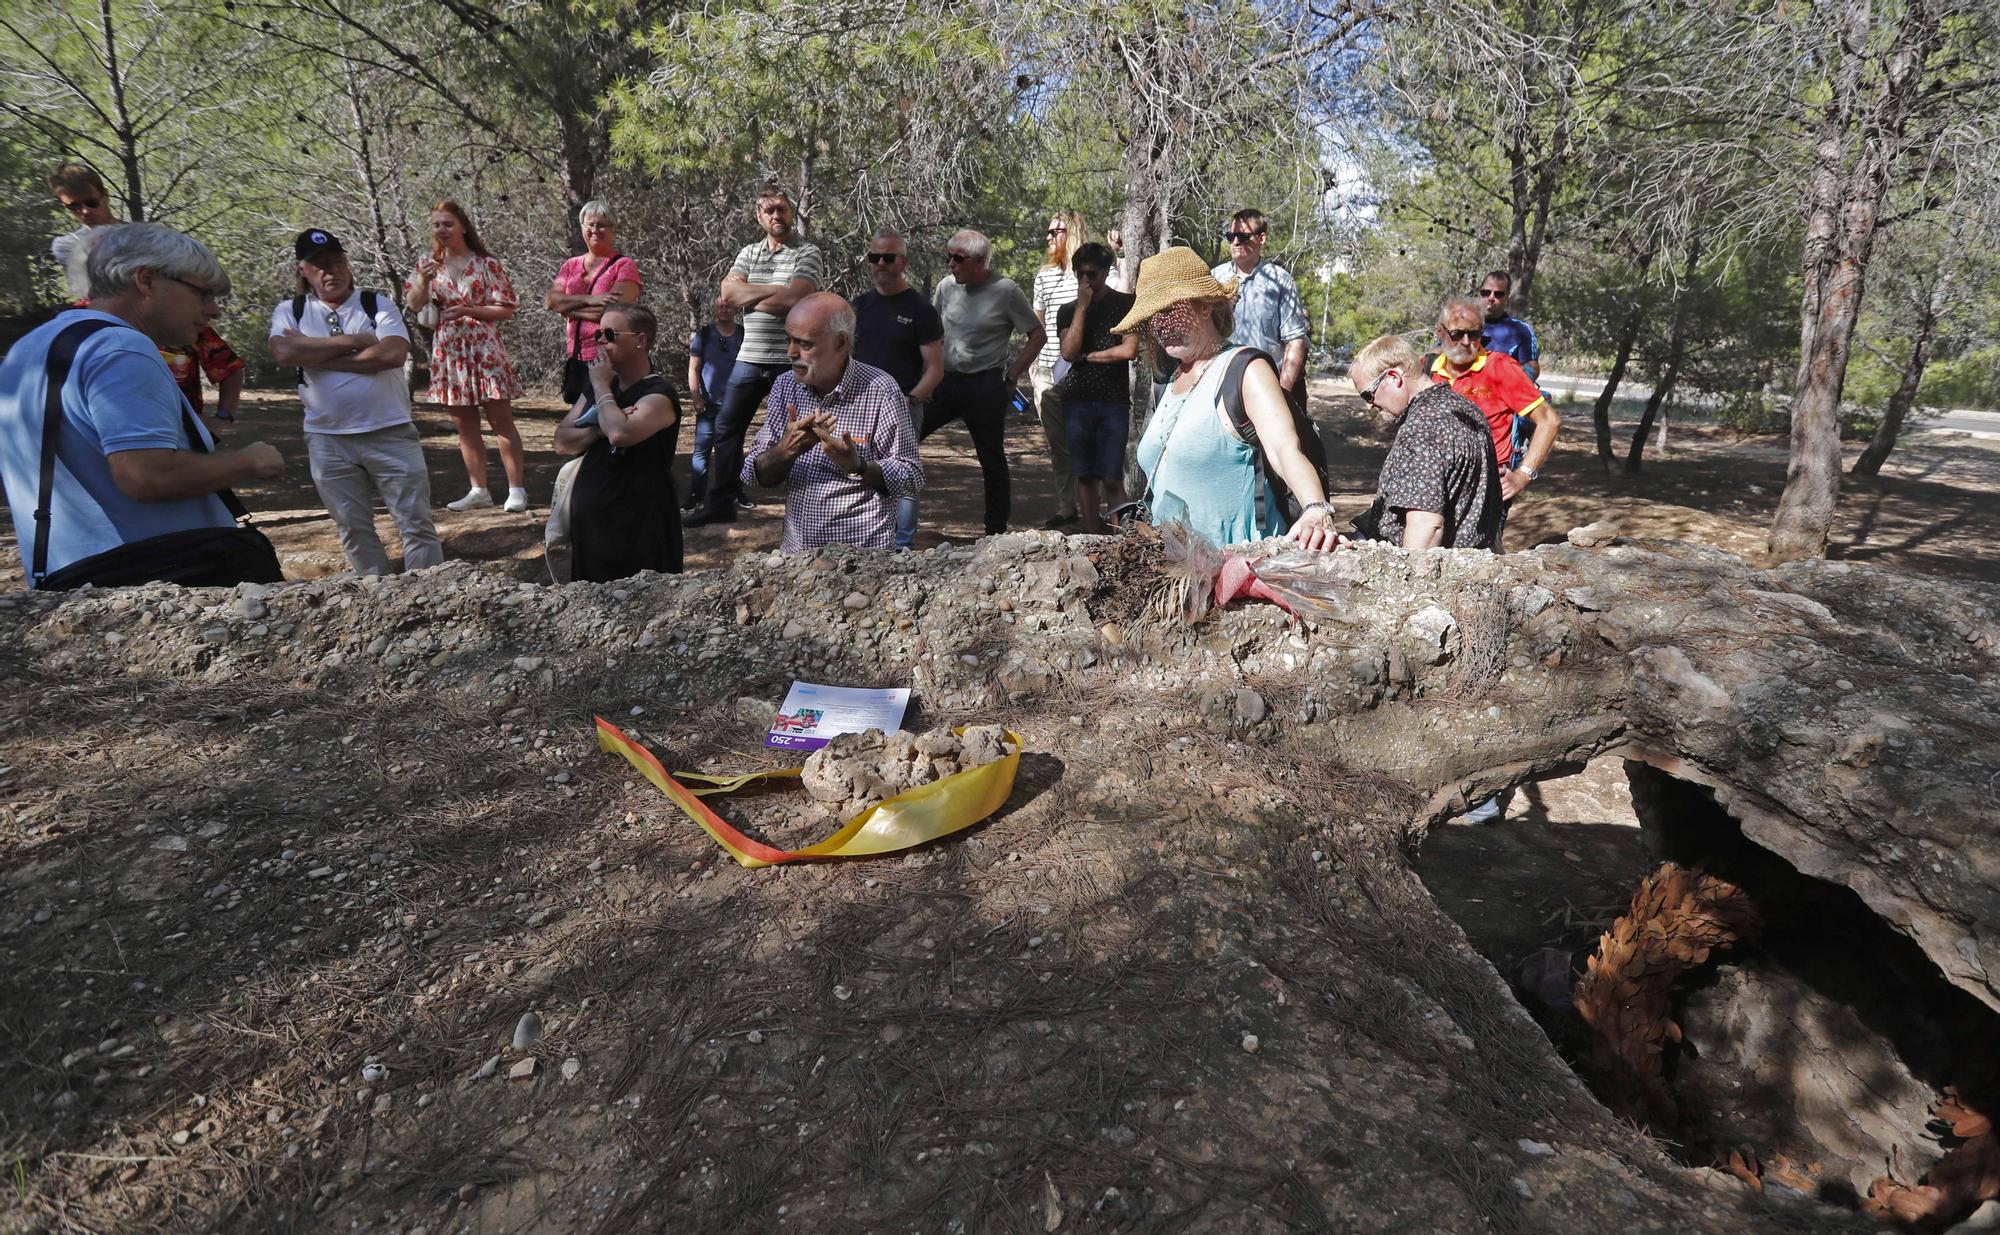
[4,377,1996,587]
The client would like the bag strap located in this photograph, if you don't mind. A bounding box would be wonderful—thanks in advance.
[34,319,250,588]
[34,319,117,587]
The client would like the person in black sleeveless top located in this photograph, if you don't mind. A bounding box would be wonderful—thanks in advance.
[552,303,683,580]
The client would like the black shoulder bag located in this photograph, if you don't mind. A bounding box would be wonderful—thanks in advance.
[34,319,283,591]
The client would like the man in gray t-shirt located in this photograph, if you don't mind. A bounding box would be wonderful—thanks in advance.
[687,183,824,527]
[925,229,1044,536]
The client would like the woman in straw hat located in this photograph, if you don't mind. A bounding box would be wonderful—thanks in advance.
[1113,247,1339,550]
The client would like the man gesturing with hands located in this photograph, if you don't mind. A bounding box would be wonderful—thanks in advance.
[744,292,922,551]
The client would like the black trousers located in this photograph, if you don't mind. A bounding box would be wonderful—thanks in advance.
[922,369,1011,535]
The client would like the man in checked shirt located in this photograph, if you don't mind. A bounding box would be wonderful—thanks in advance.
[743,292,924,551]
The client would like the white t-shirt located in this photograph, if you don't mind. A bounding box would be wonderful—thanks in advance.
[268,290,412,435]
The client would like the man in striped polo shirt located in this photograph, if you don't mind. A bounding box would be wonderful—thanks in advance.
[688,183,823,527]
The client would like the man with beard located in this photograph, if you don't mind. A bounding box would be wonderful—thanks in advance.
[743,292,923,551]
[1428,294,1559,544]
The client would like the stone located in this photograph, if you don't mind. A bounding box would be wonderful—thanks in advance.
[474,1055,500,1080]
[508,1057,536,1081]
[1401,605,1458,666]
[1517,1139,1556,1156]
[512,1011,542,1051]
[1240,1033,1260,1054]
[561,1057,581,1081]
[1567,521,1618,548]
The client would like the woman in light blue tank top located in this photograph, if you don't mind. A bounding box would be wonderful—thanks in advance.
[1115,247,1339,551]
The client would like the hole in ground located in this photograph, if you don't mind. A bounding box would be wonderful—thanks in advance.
[1416,755,2000,1228]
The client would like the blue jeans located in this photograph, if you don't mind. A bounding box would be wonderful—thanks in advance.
[686,402,719,504]
[699,359,788,513]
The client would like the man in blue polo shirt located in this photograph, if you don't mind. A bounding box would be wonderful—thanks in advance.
[0,224,283,589]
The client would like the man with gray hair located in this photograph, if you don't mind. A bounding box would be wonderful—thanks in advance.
[743,292,922,551]
[929,228,1042,536]
[0,223,285,589]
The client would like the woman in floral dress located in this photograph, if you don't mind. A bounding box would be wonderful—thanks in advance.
[406,200,529,512]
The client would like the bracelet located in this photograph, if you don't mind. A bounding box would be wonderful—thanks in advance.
[1298,501,1334,519]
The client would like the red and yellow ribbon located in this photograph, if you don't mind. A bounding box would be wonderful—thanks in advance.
[594,718,1022,868]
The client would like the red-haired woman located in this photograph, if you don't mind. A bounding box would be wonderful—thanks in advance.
[406,200,529,512]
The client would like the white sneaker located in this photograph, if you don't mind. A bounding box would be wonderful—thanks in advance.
[503,488,529,513]
[446,487,493,511]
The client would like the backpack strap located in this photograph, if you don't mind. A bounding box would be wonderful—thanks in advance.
[34,319,117,588]
[291,293,307,328]
[1219,348,1276,444]
[360,289,380,320]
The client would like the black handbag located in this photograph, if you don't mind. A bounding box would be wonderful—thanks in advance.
[31,319,282,592]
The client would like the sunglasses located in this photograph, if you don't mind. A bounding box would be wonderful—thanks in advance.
[1441,327,1483,343]
[596,327,626,343]
[324,308,342,334]
[864,252,899,264]
[1359,367,1396,407]
[945,252,971,264]
[1046,227,1066,237]
[1477,288,1508,299]
[63,197,106,215]
[1224,230,1263,243]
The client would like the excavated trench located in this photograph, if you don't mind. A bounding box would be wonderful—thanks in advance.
[1418,757,2000,1230]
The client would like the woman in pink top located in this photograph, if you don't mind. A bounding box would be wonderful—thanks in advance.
[406,199,529,511]
[544,200,642,406]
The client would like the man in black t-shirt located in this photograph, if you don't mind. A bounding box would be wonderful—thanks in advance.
[1054,242,1138,532]
[851,229,942,548]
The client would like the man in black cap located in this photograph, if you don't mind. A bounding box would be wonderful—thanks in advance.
[267,229,442,575]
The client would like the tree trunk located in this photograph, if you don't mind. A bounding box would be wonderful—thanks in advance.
[1768,0,1939,562]
[1593,258,1652,471]
[1626,243,1699,473]
[341,63,400,305]
[556,109,599,255]
[1851,272,1949,479]
[96,0,145,220]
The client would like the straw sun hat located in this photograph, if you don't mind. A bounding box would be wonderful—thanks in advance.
[1110,245,1238,334]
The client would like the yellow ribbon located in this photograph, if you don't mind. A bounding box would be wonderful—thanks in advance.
[595,718,1022,868]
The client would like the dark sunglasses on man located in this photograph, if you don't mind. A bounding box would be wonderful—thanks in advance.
[1476,288,1508,299]
[1441,327,1483,343]
[1359,367,1397,408]
[63,196,107,215]
[945,252,970,264]
[1223,230,1262,243]
[864,252,898,264]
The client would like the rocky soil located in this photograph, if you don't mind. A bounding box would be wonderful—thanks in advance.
[3,526,1996,1233]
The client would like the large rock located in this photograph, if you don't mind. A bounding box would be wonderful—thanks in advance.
[8,531,1987,1233]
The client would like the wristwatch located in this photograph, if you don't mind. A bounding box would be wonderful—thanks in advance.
[1514,463,1539,481]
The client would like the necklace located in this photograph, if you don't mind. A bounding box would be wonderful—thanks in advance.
[1173,350,1221,393]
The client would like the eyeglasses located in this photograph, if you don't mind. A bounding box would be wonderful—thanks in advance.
[1477,288,1509,299]
[1046,227,1066,237]
[596,327,624,343]
[1224,231,1263,243]
[1359,368,1397,407]
[325,309,343,335]
[166,274,228,305]
[1441,327,1483,343]
[945,252,971,264]
[864,252,899,264]
[62,197,106,215]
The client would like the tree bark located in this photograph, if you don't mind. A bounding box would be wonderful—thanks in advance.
[1768,0,1939,561]
[1851,271,1949,479]
[556,108,599,255]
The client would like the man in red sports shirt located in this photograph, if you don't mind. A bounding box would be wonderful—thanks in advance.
[1429,295,1559,538]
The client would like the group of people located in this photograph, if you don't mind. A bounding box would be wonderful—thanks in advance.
[2,162,1560,594]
